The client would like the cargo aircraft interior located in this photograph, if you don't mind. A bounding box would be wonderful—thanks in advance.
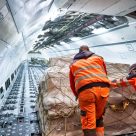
[0,0,136,136]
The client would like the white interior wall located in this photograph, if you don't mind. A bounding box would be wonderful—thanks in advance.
[0,40,27,86]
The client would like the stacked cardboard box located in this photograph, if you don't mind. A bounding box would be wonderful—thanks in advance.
[37,56,82,136]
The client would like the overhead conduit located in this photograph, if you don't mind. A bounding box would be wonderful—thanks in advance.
[33,11,128,51]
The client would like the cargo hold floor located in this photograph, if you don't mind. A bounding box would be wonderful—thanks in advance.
[0,62,45,136]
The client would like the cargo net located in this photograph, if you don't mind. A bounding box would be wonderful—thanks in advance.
[37,57,136,136]
[105,63,136,135]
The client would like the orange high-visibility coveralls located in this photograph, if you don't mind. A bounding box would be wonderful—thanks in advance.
[111,63,136,90]
[69,54,110,136]
[112,77,136,90]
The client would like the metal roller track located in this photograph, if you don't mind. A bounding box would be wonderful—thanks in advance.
[0,62,45,136]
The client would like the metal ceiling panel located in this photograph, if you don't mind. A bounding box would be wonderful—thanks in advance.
[54,0,70,8]
[65,0,89,11]
[101,0,136,16]
[55,0,136,16]
[0,11,18,44]
[6,0,51,32]
[6,0,24,15]
[75,0,120,14]
[69,0,119,13]
[0,40,8,57]
[0,5,8,18]
[0,0,6,9]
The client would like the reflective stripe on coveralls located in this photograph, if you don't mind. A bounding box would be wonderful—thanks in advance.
[75,73,108,87]
[73,65,101,76]
[71,56,110,92]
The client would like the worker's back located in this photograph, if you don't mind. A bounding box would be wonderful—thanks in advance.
[71,55,110,91]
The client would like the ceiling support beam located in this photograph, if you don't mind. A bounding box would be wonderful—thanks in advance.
[34,15,104,50]
[0,39,9,48]
[66,15,104,37]
[6,0,19,33]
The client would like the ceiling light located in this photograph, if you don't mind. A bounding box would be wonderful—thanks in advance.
[112,17,118,21]
[44,29,50,32]
[70,37,80,41]
[60,42,66,44]
[92,28,107,34]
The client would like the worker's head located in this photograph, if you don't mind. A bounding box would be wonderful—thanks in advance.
[79,45,90,53]
[129,63,136,75]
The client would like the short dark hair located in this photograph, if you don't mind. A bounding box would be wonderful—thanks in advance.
[79,45,90,52]
[129,63,136,74]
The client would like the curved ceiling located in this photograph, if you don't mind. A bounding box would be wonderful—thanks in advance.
[34,11,128,50]
[0,0,136,85]
[0,0,136,62]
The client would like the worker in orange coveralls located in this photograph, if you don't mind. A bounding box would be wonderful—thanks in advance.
[112,63,136,90]
[69,45,110,136]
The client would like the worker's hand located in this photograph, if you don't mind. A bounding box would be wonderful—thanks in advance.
[110,80,117,89]
[111,79,117,83]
